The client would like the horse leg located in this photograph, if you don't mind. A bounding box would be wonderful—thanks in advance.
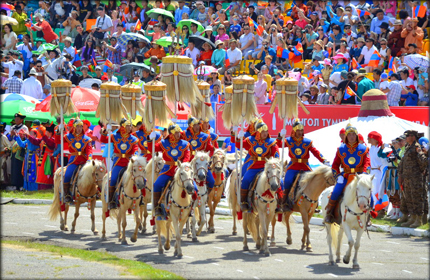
[304,212,313,252]
[91,198,98,235]
[342,224,354,265]
[258,212,269,256]
[131,204,140,243]
[190,214,198,242]
[336,227,344,263]
[300,209,310,251]
[165,219,171,251]
[157,221,164,254]
[325,224,335,266]
[197,202,206,236]
[121,206,128,245]
[208,198,215,233]
[270,215,276,247]
[285,212,292,245]
[242,212,249,251]
[352,229,364,269]
[117,207,122,242]
[142,204,148,234]
[255,216,261,250]
[71,202,80,234]
[101,206,107,240]
[232,207,237,235]
[138,205,144,232]
[63,204,69,231]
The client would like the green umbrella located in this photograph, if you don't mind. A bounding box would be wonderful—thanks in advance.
[156,36,183,47]
[0,100,54,123]
[31,43,58,55]
[177,19,205,33]
[146,8,174,21]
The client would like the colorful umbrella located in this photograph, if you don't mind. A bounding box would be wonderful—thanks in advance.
[118,33,151,49]
[193,65,218,76]
[0,93,41,104]
[35,86,100,112]
[178,20,205,33]
[404,54,430,69]
[146,8,174,21]
[0,100,54,123]
[31,43,58,55]
[156,36,183,47]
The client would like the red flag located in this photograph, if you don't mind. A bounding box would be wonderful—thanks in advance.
[135,19,142,31]
[104,59,113,69]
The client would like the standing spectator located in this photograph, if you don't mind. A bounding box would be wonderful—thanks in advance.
[140,0,153,25]
[212,40,226,69]
[239,24,255,57]
[94,6,113,45]
[331,53,349,74]
[254,72,268,105]
[382,73,402,106]
[218,39,242,75]
[29,13,59,44]
[17,34,33,62]
[215,24,229,47]
[338,71,357,104]
[184,41,200,68]
[74,25,88,51]
[388,20,405,57]
[34,60,46,88]
[20,68,43,99]
[1,70,23,94]
[106,68,118,83]
[373,68,382,89]
[11,5,28,36]
[357,38,378,71]
[370,9,390,35]
[62,10,81,39]
[303,24,318,60]
[190,22,201,36]
[401,18,424,54]
[291,0,308,21]
[2,52,23,79]
[399,68,414,88]
[316,84,330,104]
[61,37,76,60]
[49,0,67,29]
[2,24,17,51]
[43,49,64,82]
[103,37,122,71]
[79,0,93,26]
[355,70,375,102]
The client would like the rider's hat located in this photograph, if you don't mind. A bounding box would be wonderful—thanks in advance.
[292,118,304,132]
[168,123,182,134]
[188,116,199,127]
[120,118,132,127]
[345,119,358,135]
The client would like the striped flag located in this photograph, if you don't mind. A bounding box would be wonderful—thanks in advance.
[225,51,230,67]
[293,42,303,55]
[122,13,127,26]
[344,86,356,100]
[73,48,82,67]
[350,57,362,70]
[413,5,427,18]
[388,56,397,76]
[0,3,14,11]
[247,16,264,36]
[104,59,114,69]
[367,50,381,67]
[276,46,290,59]
[148,19,159,25]
[374,192,389,211]
[357,9,371,17]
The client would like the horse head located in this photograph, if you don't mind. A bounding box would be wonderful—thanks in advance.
[154,152,165,174]
[355,174,374,211]
[264,157,282,192]
[192,151,210,182]
[93,160,107,188]
[130,155,148,190]
[176,162,195,195]
[211,149,227,173]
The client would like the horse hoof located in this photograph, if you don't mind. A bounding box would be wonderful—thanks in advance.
[306,247,313,252]
[177,254,183,259]
[286,238,292,245]
[232,231,237,236]
[352,264,360,269]
[300,245,305,250]
[336,258,341,263]
[139,224,143,231]
[93,230,99,235]
[158,249,164,254]
[121,240,128,245]
[64,226,69,231]
[187,234,192,239]
[60,224,65,231]
[265,252,271,257]
[270,242,276,247]
[192,237,198,242]
[101,236,107,241]
[71,230,75,234]
[174,251,178,256]
[328,261,335,266]
[243,246,249,251]
[164,244,170,251]
[209,228,215,233]
[141,228,147,234]
[343,257,350,264]
[256,244,261,250]
[130,237,137,243]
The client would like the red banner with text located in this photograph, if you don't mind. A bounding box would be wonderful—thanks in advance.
[215,105,429,137]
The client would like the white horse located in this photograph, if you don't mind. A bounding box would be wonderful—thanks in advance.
[49,160,106,234]
[139,152,164,234]
[244,158,282,256]
[101,155,147,244]
[187,151,211,241]
[156,162,195,258]
[321,174,374,269]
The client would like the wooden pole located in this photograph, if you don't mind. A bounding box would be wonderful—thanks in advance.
[280,118,287,181]
[60,105,64,204]
[105,121,112,204]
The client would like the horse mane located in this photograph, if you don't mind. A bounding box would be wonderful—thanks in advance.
[191,151,211,166]
[77,160,97,190]
[299,165,332,189]
[146,152,163,176]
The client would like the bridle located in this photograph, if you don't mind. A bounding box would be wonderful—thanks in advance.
[132,165,146,182]
[355,187,371,211]
[265,164,281,187]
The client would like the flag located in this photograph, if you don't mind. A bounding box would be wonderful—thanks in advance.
[350,57,362,70]
[135,19,142,31]
[258,1,268,7]
[368,50,381,67]
[293,42,303,56]
[344,86,356,100]
[413,5,427,18]
[225,51,230,67]
[374,192,389,211]
[104,59,113,69]
[247,16,264,36]
[73,49,82,67]
[148,19,159,25]
[356,9,371,17]
[0,3,14,11]
[388,56,396,76]
[276,46,290,59]
[226,4,233,11]
[122,13,126,26]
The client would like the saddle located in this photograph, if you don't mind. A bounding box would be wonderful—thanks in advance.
[289,171,305,205]
[158,179,174,219]
[70,165,82,201]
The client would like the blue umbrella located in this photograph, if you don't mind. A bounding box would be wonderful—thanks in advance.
[0,93,41,104]
[118,33,151,49]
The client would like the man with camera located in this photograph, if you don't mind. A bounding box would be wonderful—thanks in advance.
[94,6,113,46]
[302,24,318,60]
[249,39,275,75]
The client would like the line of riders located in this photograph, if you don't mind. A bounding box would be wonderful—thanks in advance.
[56,115,373,224]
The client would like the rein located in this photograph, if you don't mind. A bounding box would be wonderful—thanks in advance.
[342,186,371,229]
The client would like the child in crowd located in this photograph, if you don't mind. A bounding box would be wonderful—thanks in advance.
[301,92,311,104]
[379,73,389,91]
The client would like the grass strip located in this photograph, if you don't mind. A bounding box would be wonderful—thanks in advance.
[2,239,183,280]
[1,190,55,200]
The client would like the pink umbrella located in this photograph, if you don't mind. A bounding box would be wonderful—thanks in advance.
[193,65,218,76]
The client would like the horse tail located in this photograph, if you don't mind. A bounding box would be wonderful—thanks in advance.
[245,212,259,242]
[228,170,237,214]
[195,205,200,223]
[281,213,295,226]
[156,220,168,238]
[48,168,62,221]
[327,222,341,250]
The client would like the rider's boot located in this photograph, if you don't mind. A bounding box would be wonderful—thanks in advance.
[240,188,250,212]
[153,191,163,217]
[64,182,73,203]
[108,185,117,209]
[324,198,337,224]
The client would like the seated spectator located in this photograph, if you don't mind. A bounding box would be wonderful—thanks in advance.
[377,22,391,46]
[312,40,325,61]
[328,24,343,48]
[74,24,88,51]
[208,70,221,89]
[218,39,242,75]
[401,85,419,106]
[254,72,268,105]
[417,67,429,103]
[355,69,375,102]
[388,20,404,57]
[370,9,390,35]
[144,41,166,60]
[381,73,402,106]
[81,37,96,65]
[407,43,419,54]
[203,26,215,43]
[321,58,333,86]
[106,68,118,83]
[215,24,230,48]
[336,42,350,60]
[251,55,278,77]
[62,10,81,39]
[239,24,255,58]
[30,13,59,44]
[401,18,424,54]
[301,92,311,104]
[212,40,226,69]
[303,24,318,60]
[316,83,330,104]
[184,41,200,68]
[198,42,213,66]
[145,23,165,42]
[62,37,76,61]
[103,36,122,71]
[379,73,390,91]
[2,24,17,51]
[309,85,319,104]
[210,84,222,103]
[250,40,276,75]
[338,71,358,105]
[331,53,349,74]
[11,5,28,36]
[137,40,150,56]
[357,37,378,71]
[230,15,242,35]
[350,37,365,61]
[329,86,339,104]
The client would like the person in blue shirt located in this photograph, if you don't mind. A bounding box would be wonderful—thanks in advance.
[401,86,419,106]
[209,84,222,103]
[349,37,365,61]
[174,0,191,23]
[329,25,343,45]
[330,7,346,32]
[370,9,390,35]
[331,53,349,74]
[230,15,242,35]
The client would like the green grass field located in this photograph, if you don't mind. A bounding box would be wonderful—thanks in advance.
[2,240,183,280]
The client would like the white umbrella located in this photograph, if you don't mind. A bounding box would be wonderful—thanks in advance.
[404,54,430,69]
[0,15,18,25]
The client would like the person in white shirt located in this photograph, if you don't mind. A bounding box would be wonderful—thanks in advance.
[20,68,43,99]
[44,49,65,82]
[329,71,342,90]
[17,34,33,61]
[111,23,127,53]
[379,73,390,90]
[184,41,201,68]
[399,68,414,88]
[61,37,76,60]
[106,68,118,83]
[357,37,378,71]
[343,0,359,16]
[218,39,243,75]
[2,51,24,79]
[94,6,113,42]
[367,131,389,215]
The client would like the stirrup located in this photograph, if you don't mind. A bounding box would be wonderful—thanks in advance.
[240,202,250,212]
[324,214,334,224]
[108,200,117,209]
[64,194,73,203]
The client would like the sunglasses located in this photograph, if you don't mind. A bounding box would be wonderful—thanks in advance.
[244,28,249,30]
[317,29,323,31]
[345,27,350,29]
[218,28,225,30]
[380,43,386,45]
